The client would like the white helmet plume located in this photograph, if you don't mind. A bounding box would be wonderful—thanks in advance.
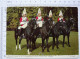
[38,8,41,14]
[22,8,27,16]
[49,10,52,17]
[59,10,63,16]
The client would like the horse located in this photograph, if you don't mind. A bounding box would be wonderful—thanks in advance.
[24,18,37,54]
[51,18,75,49]
[32,16,54,52]
[15,25,25,50]
[15,18,37,52]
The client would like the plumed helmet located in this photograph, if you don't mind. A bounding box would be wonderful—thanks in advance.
[49,10,52,17]
[59,10,63,16]
[22,8,27,16]
[38,8,41,14]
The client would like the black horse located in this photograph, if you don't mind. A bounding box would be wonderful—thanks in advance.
[15,25,25,50]
[15,18,37,53]
[32,16,54,52]
[24,18,37,54]
[51,18,75,49]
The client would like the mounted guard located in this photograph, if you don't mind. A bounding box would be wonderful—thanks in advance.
[18,8,29,29]
[48,10,55,24]
[58,10,65,22]
[36,8,43,27]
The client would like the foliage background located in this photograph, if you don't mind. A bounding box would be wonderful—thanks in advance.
[7,7,78,31]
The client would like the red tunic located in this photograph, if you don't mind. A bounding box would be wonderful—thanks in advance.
[20,17,28,26]
[36,16,43,21]
[58,18,64,22]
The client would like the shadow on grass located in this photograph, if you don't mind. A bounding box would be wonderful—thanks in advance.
[21,39,69,52]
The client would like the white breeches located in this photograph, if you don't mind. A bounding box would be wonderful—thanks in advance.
[18,22,28,29]
[37,21,43,27]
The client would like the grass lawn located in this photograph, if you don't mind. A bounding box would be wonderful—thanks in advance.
[6,31,79,55]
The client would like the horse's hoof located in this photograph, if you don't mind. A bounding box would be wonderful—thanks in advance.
[19,47,21,50]
[57,47,59,49]
[42,50,44,52]
[27,49,31,55]
[19,48,21,50]
[19,45,21,50]
[47,50,50,52]
[35,46,36,49]
[52,47,54,50]
[28,52,31,55]
[16,48,18,50]
[34,46,36,49]
[32,47,36,49]
[16,48,17,50]
[69,45,71,47]
[16,46,17,50]
[63,45,64,47]
[28,52,30,55]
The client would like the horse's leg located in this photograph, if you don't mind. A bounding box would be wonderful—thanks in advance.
[15,33,18,50]
[34,39,36,49]
[32,39,36,49]
[19,36,22,50]
[46,38,49,52]
[30,38,31,48]
[63,35,65,47]
[15,35,18,50]
[34,37,37,49]
[26,38,31,55]
[31,37,34,49]
[67,34,71,47]
[56,37,59,49]
[15,30,18,50]
[42,38,45,52]
[26,38,29,54]
[52,37,55,49]
[26,37,28,49]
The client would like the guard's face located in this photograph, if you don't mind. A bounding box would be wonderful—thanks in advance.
[59,16,63,18]
[49,15,52,18]
[23,14,26,17]
[38,13,41,17]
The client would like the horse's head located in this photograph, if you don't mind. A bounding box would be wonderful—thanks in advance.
[68,17,75,27]
[44,16,49,21]
[30,18,37,29]
[48,18,54,29]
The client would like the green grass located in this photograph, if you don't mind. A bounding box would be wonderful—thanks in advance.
[6,31,79,55]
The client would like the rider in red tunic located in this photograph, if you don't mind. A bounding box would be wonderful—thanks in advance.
[20,16,28,26]
[36,8,43,27]
[48,10,55,24]
[18,8,29,29]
